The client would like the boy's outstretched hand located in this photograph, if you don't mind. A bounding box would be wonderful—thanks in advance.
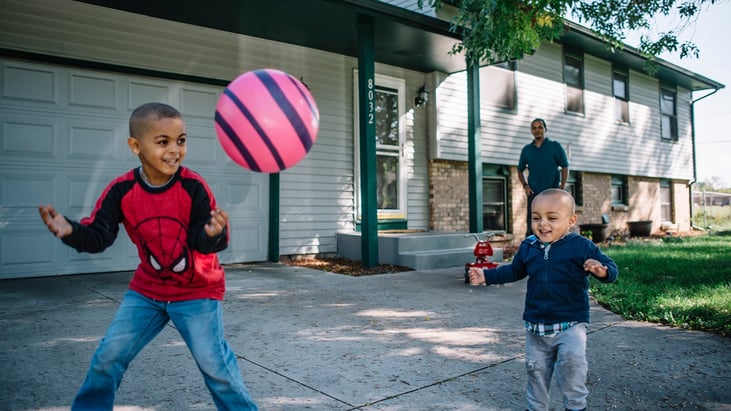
[39,204,72,238]
[584,258,609,279]
[204,208,229,237]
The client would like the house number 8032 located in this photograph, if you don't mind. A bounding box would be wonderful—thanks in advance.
[367,78,374,124]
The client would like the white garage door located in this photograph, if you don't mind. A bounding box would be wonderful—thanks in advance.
[0,58,269,279]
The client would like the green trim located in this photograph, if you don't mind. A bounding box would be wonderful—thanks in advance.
[267,173,280,262]
[482,164,510,177]
[467,60,483,233]
[355,219,407,232]
[357,15,379,267]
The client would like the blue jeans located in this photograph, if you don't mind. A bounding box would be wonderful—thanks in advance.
[525,322,588,411]
[72,290,258,411]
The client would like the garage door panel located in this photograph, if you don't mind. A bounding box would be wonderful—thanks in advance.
[69,72,118,110]
[180,88,220,119]
[68,122,119,161]
[129,79,175,109]
[218,179,267,216]
[184,124,220,166]
[0,58,269,278]
[2,63,58,104]
[219,217,267,263]
[1,116,57,160]
[2,174,55,212]
[0,227,56,266]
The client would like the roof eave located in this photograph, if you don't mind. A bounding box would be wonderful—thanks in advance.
[561,20,724,92]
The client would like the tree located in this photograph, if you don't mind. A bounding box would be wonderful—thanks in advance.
[418,0,717,69]
[698,176,730,192]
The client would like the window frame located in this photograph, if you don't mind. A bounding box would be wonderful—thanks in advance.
[611,175,628,206]
[480,60,517,111]
[660,85,678,141]
[564,171,583,206]
[660,179,674,223]
[613,67,630,124]
[482,165,510,232]
[563,51,584,115]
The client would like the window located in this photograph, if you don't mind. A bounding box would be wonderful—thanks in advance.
[661,86,677,141]
[611,175,628,205]
[353,72,407,221]
[564,52,584,114]
[481,61,516,110]
[660,179,673,222]
[564,171,582,206]
[482,179,506,231]
[375,87,400,210]
[482,165,509,231]
[613,68,629,123]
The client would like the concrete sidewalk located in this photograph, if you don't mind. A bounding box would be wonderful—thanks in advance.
[1,263,729,411]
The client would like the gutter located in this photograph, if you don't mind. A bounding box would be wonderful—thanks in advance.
[688,87,722,231]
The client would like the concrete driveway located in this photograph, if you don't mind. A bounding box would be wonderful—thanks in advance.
[1,263,729,410]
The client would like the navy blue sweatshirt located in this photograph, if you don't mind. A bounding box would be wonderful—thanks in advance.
[484,232,618,324]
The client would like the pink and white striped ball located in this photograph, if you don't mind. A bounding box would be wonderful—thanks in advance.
[214,69,319,173]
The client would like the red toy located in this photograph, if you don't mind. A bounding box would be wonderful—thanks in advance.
[464,232,505,283]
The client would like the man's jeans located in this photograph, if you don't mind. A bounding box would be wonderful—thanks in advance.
[525,322,588,411]
[72,290,258,411]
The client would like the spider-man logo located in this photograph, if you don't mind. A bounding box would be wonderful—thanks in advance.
[134,216,193,284]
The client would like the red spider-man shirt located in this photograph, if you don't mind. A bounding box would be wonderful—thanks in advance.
[62,167,228,301]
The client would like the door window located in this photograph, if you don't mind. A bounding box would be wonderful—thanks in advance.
[353,72,407,220]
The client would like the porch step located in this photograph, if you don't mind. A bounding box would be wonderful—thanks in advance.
[336,231,505,270]
[398,246,504,270]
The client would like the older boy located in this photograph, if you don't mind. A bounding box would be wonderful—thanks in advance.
[39,102,258,410]
[469,189,617,411]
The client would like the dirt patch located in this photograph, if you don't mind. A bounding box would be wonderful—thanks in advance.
[280,256,412,276]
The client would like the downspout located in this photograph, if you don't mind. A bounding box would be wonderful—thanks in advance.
[467,59,483,233]
[688,87,721,231]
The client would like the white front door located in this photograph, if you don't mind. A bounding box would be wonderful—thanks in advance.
[354,72,407,222]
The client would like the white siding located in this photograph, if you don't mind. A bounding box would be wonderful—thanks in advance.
[435,43,565,165]
[434,41,695,180]
[0,59,271,278]
[0,0,431,269]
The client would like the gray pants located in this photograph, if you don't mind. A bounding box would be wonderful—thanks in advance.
[525,322,588,411]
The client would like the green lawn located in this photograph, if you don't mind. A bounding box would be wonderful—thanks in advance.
[591,231,731,336]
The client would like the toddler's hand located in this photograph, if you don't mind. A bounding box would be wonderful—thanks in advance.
[468,267,486,286]
[204,208,229,237]
[39,204,72,238]
[584,258,608,278]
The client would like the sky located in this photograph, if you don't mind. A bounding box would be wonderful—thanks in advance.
[626,0,731,188]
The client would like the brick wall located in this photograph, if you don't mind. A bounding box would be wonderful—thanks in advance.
[576,174,653,234]
[429,159,469,231]
[509,168,528,237]
[576,173,691,235]
[428,161,692,238]
[673,181,691,232]
[575,172,611,227]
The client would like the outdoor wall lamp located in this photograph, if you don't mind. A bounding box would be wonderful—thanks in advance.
[415,84,429,107]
